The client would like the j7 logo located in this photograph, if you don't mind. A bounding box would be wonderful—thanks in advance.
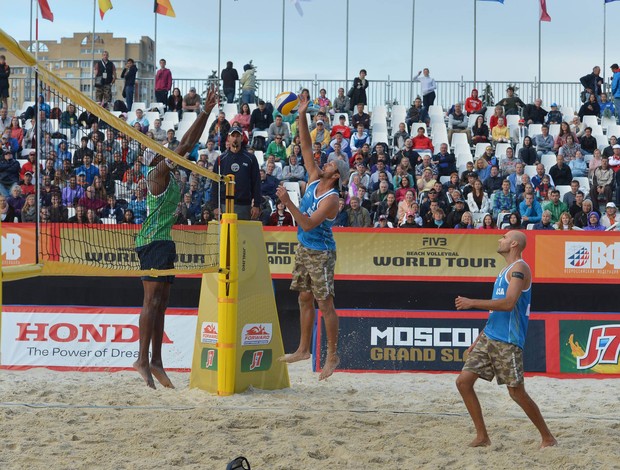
[577,325,620,369]
[250,351,264,370]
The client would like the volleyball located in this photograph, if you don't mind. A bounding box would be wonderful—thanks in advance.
[275,91,299,115]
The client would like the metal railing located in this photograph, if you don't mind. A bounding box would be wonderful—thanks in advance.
[7,75,585,115]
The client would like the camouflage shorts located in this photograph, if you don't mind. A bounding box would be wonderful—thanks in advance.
[463,333,524,387]
[290,245,336,301]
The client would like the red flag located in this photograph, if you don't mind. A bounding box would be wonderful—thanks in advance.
[540,0,551,22]
[38,0,54,22]
[154,0,176,17]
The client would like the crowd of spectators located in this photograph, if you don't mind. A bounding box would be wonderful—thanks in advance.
[1,70,619,232]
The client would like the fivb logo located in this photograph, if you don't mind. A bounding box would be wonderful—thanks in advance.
[1,234,21,261]
[576,325,620,369]
[565,242,620,269]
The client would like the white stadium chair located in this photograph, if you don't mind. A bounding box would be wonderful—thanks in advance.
[428,105,443,117]
[411,123,428,136]
[556,185,572,200]
[333,113,349,126]
[222,103,238,119]
[163,111,180,127]
[548,124,561,138]
[582,115,599,128]
[540,154,557,170]
[453,143,471,157]
[506,115,520,128]
[528,124,543,137]
[131,102,147,112]
[467,114,480,128]
[574,176,590,191]
[450,132,469,148]
[474,142,489,159]
[524,165,537,179]
[456,153,473,167]
[181,112,197,124]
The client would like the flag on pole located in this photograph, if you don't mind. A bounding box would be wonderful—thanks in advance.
[99,0,113,19]
[154,0,176,17]
[38,0,54,21]
[540,0,551,21]
[605,0,620,4]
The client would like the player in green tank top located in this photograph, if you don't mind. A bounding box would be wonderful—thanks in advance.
[133,86,218,390]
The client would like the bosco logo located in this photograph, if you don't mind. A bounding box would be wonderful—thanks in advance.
[575,324,620,370]
[1,233,21,261]
[565,242,620,270]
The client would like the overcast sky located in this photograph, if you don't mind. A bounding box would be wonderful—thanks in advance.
[2,0,619,84]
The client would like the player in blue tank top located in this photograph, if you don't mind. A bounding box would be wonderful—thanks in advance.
[454,231,556,448]
[276,93,350,381]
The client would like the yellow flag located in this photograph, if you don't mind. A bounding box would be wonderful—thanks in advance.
[98,0,113,19]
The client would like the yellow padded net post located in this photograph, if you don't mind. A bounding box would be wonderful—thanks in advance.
[217,176,237,396]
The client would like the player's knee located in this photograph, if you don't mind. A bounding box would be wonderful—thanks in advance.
[317,298,336,316]
[455,373,473,392]
[507,385,525,401]
[298,291,314,307]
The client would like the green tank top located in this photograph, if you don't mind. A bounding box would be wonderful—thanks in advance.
[135,170,180,248]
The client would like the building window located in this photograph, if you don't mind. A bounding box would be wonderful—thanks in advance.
[66,61,76,68]
[80,61,90,68]
[80,84,91,93]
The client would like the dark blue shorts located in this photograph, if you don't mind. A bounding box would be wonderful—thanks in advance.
[136,239,176,283]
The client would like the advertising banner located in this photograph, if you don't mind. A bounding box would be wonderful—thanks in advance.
[264,229,504,281]
[314,310,547,373]
[559,319,620,375]
[0,306,197,371]
[534,233,620,284]
[1,225,36,265]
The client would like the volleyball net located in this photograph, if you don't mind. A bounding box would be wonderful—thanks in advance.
[0,28,230,278]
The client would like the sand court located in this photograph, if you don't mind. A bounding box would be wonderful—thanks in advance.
[1,363,619,469]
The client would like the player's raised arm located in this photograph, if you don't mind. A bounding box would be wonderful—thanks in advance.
[148,86,218,195]
[297,94,321,183]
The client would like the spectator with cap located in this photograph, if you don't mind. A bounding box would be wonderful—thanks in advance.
[446,199,467,228]
[331,114,351,139]
[20,171,35,196]
[211,126,262,220]
[182,87,202,113]
[374,213,394,228]
[546,103,563,125]
[250,100,273,133]
[400,207,423,228]
[310,119,331,150]
[600,201,618,229]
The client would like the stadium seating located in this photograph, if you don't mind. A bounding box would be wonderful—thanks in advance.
[450,132,469,148]
[222,103,238,119]
[528,124,542,137]
[163,111,180,127]
[131,102,147,112]
[548,124,560,137]
[524,165,537,179]
[333,113,349,126]
[506,115,520,127]
[540,153,557,170]
[556,185,572,200]
[574,176,590,191]
[582,115,599,128]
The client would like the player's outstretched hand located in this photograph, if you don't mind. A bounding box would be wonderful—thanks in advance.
[297,93,309,115]
[203,85,218,114]
[455,296,473,311]
[276,185,291,205]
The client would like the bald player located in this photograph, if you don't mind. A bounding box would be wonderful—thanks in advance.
[454,231,557,448]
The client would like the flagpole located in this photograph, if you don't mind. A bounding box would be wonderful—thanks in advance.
[154,11,158,103]
[281,0,285,89]
[538,7,541,86]
[35,1,41,231]
[409,0,416,105]
[27,0,33,101]
[473,0,477,86]
[91,0,96,100]
[345,0,349,85]
[217,0,222,88]
[603,2,607,88]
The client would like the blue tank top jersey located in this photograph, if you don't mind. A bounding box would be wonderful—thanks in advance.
[297,180,339,251]
[484,259,532,349]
